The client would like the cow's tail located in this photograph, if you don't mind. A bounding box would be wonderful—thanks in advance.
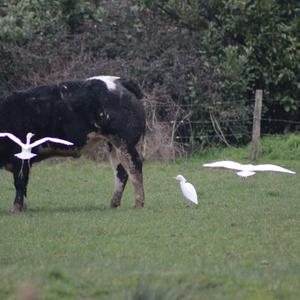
[120,79,144,100]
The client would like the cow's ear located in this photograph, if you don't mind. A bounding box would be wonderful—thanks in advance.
[59,84,68,95]
[61,84,68,91]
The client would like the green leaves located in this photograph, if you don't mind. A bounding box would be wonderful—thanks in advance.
[0,0,106,42]
[141,0,300,113]
[206,0,300,111]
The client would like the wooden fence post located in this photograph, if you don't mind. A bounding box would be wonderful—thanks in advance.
[250,89,263,160]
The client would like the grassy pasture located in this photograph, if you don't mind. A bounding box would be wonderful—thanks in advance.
[0,136,300,299]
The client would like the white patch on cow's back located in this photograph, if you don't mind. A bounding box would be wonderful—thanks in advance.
[86,75,120,91]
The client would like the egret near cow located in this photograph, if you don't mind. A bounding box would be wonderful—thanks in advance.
[0,132,74,160]
[0,76,146,212]
[203,160,296,178]
[174,174,198,206]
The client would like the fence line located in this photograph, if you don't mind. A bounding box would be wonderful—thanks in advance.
[261,118,300,124]
[175,134,250,139]
[174,132,293,140]
[151,117,299,142]
[145,97,299,147]
[158,120,251,124]
[146,99,300,108]
[155,118,300,125]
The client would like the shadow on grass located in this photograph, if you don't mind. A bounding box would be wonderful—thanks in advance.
[0,204,112,216]
[124,278,224,300]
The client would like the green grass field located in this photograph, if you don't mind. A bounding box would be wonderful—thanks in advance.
[0,135,300,299]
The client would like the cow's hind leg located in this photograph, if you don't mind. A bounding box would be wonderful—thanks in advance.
[12,161,30,212]
[109,143,129,208]
[117,144,144,208]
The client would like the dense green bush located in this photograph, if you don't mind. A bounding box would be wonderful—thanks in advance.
[0,0,299,156]
[140,0,300,143]
[0,0,105,41]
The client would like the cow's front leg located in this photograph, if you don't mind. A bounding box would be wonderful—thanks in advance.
[109,143,129,208]
[12,161,30,212]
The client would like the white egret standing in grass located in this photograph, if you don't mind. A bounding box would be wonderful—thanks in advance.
[174,174,198,206]
[203,160,296,178]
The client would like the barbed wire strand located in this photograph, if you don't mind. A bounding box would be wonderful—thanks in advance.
[146,99,300,108]
[157,118,300,125]
[174,132,293,140]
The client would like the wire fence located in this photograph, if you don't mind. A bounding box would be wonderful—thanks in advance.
[158,118,300,125]
[147,99,300,107]
[145,100,300,145]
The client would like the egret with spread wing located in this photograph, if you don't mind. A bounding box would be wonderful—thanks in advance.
[0,132,74,160]
[174,174,198,205]
[203,160,296,178]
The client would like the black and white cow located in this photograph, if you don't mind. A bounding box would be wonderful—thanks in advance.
[0,76,145,212]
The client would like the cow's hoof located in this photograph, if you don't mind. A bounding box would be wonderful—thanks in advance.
[110,197,121,208]
[134,203,144,209]
[10,203,26,213]
[110,202,120,208]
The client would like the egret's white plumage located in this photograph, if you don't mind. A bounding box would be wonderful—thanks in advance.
[0,132,74,160]
[203,160,296,178]
[236,170,256,178]
[175,175,198,205]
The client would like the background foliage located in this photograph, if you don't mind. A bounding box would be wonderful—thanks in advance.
[0,0,299,156]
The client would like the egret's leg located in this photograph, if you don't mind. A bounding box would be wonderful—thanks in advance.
[185,201,192,207]
[12,162,30,212]
[18,160,24,178]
